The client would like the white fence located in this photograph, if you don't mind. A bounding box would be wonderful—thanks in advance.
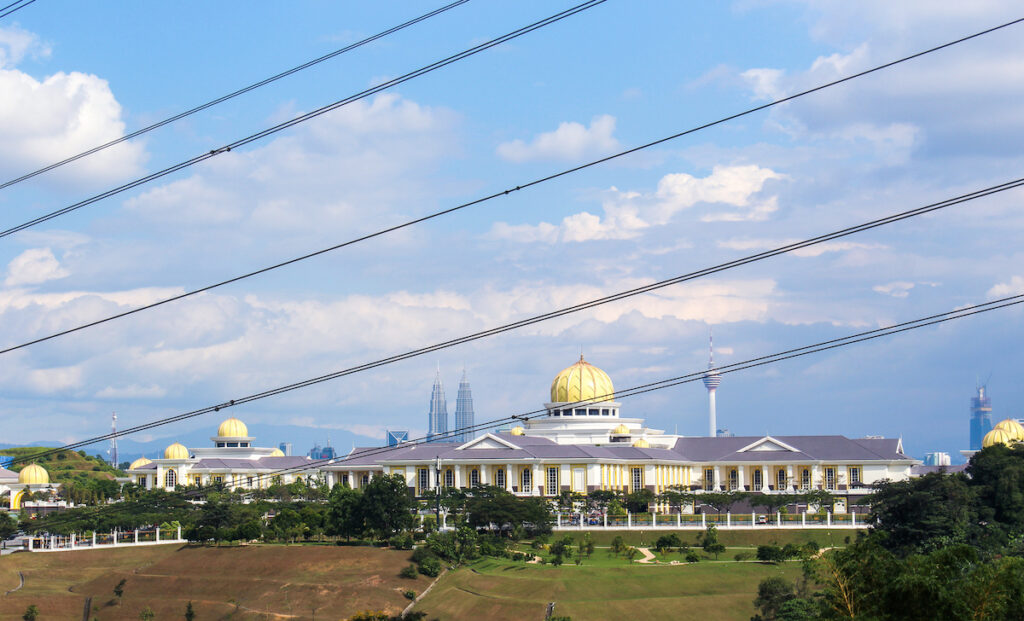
[18,526,185,552]
[552,511,865,530]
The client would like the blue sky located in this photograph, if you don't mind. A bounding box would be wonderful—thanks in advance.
[0,1,1022,461]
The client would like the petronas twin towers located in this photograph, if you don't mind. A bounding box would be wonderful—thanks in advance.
[427,367,475,443]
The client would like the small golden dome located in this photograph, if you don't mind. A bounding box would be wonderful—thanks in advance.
[164,442,190,460]
[983,428,1014,448]
[269,448,285,457]
[632,438,650,448]
[18,464,49,485]
[217,417,248,437]
[128,457,152,470]
[550,355,614,403]
[510,426,525,436]
[994,419,1024,441]
[612,423,630,435]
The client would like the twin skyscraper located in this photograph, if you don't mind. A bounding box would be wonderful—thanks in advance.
[427,367,475,443]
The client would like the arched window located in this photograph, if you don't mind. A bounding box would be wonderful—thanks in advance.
[522,468,532,493]
[165,469,176,488]
[444,469,454,487]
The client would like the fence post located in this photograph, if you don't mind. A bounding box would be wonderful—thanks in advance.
[726,512,731,528]
[71,533,76,549]
[557,513,561,528]
[776,511,781,526]
[604,513,607,528]
[852,512,856,527]
[28,537,32,551]
[92,532,96,547]
[177,524,182,541]
[579,513,583,530]
[134,529,139,544]
[801,512,806,527]
[156,527,161,543]
[112,530,118,546]
[827,511,832,527]
[701,512,706,529]
[751,512,755,528]
[677,512,681,528]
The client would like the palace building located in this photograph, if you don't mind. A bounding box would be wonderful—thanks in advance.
[324,356,917,511]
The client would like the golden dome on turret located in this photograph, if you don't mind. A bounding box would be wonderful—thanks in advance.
[128,457,152,470]
[550,355,614,403]
[612,423,630,435]
[18,464,49,485]
[632,438,650,448]
[217,417,248,437]
[510,426,525,436]
[983,428,1014,449]
[164,442,190,460]
[269,448,285,457]
[993,419,1024,442]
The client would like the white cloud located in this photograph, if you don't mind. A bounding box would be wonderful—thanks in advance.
[0,25,50,68]
[988,276,1024,298]
[27,366,83,393]
[873,281,916,298]
[497,115,620,162]
[95,384,167,399]
[718,238,883,258]
[492,165,784,243]
[4,247,69,286]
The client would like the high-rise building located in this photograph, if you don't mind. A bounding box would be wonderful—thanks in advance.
[970,385,993,450]
[278,442,292,456]
[427,367,448,441]
[454,369,475,443]
[701,333,722,438]
[924,452,951,466]
[386,430,409,447]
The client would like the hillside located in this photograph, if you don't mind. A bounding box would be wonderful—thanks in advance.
[0,544,425,620]
[0,447,122,485]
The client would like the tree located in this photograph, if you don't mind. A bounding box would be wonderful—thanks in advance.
[21,605,39,621]
[326,485,363,540]
[700,525,725,559]
[114,578,127,605]
[752,576,795,621]
[655,533,682,553]
[185,601,196,621]
[757,545,787,564]
[867,472,976,556]
[139,606,155,621]
[0,510,17,540]
[358,475,416,539]
[624,489,655,513]
[580,532,595,558]
[698,491,746,516]
[609,535,627,557]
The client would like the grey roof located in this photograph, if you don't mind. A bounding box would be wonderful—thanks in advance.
[911,464,967,476]
[670,435,910,463]
[0,467,18,481]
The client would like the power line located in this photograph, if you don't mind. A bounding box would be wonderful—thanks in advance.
[3,17,1023,356]
[0,0,471,191]
[3,174,1022,358]
[0,0,36,20]
[20,291,1024,533]
[0,0,609,239]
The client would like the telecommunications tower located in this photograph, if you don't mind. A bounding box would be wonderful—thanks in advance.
[109,412,119,467]
[701,332,722,438]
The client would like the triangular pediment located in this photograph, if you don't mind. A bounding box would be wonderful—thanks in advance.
[456,433,520,450]
[738,436,800,453]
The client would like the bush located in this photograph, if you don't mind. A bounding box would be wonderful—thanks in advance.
[417,556,442,577]
[399,564,418,579]
[531,534,550,550]
[655,533,683,553]
[410,546,435,564]
[782,543,801,559]
[388,532,415,550]
[685,551,701,563]
[734,550,755,562]
[403,590,416,600]
[756,544,787,563]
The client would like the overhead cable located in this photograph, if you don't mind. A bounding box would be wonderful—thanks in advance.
[0,0,471,191]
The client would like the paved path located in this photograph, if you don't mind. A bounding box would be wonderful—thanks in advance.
[4,572,24,596]
[635,547,657,564]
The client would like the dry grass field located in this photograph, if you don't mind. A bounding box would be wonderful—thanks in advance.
[0,544,427,620]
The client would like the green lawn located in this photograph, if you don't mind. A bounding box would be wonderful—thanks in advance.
[415,556,806,620]
[563,528,858,547]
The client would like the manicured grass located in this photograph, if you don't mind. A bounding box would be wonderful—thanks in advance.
[415,556,805,621]
[567,528,859,548]
[0,544,425,620]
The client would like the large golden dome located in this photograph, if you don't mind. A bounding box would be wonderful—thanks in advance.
[983,428,1014,449]
[632,438,650,448]
[993,419,1024,442]
[550,355,614,403]
[18,464,49,485]
[612,423,630,435]
[129,457,152,470]
[164,442,190,460]
[269,448,285,457]
[217,417,248,437]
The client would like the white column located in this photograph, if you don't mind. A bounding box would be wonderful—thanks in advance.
[92,532,96,547]
[827,511,832,527]
[134,529,138,544]
[708,388,717,437]
[677,513,681,528]
[713,466,722,491]
[726,512,731,528]
[454,465,463,489]
[701,512,706,528]
[71,533,76,549]
[751,512,755,528]
[737,467,745,491]
[177,525,182,541]
[604,514,608,528]
[532,464,543,496]
[557,513,561,528]
[802,512,806,527]
[812,464,822,490]
[156,527,160,543]
[112,530,118,546]
[776,511,781,526]
[506,464,515,492]
[479,465,490,485]
[627,512,632,528]
[852,512,857,527]
[786,465,795,491]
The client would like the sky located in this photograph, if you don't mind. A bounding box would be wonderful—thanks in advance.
[0,0,1022,462]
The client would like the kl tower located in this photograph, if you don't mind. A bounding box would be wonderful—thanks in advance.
[701,332,722,437]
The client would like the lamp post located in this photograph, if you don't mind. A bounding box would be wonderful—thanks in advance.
[435,456,442,530]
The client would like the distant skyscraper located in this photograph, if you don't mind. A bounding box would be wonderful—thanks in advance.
[427,366,448,441]
[279,442,292,456]
[970,385,993,450]
[924,452,951,466]
[701,332,722,438]
[386,430,409,447]
[454,369,476,443]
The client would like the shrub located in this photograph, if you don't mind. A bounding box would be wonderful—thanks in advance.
[410,546,435,564]
[403,590,416,600]
[655,533,683,553]
[756,544,786,563]
[388,532,415,550]
[782,543,801,559]
[685,551,701,563]
[399,564,418,579]
[417,556,442,577]
[531,534,550,550]
[734,550,755,562]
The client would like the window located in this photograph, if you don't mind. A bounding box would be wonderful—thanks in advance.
[470,469,480,487]
[825,468,836,490]
[444,469,454,488]
[496,468,506,488]
[226,442,239,447]
[192,475,201,486]
[418,468,429,494]
[213,475,223,484]
[849,467,861,485]
[522,468,532,493]
[247,476,253,487]
[547,467,558,495]
[753,469,763,491]
[575,408,586,416]
[137,476,147,487]
[216,442,226,448]
[801,468,811,490]
[777,469,787,490]
[165,469,176,488]
[361,474,369,487]
[241,442,250,448]
[704,468,714,491]
[728,469,738,491]
[631,467,643,492]
[601,409,609,416]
